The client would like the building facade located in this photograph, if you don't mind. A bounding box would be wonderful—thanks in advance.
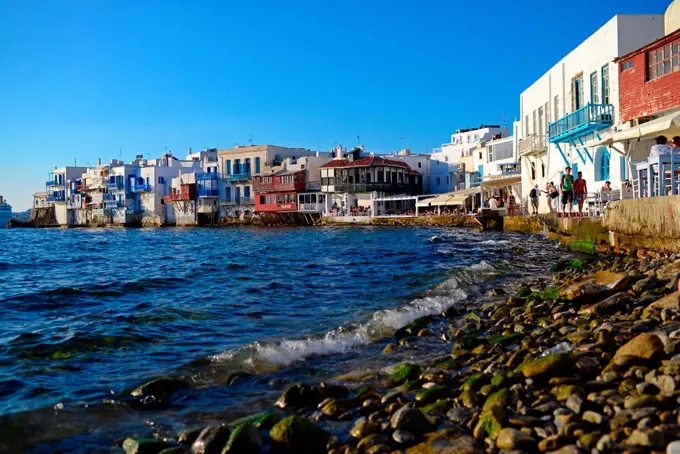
[519,14,664,213]
[0,196,11,228]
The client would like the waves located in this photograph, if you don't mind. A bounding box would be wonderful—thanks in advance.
[210,260,500,373]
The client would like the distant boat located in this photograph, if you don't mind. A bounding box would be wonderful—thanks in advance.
[0,196,11,228]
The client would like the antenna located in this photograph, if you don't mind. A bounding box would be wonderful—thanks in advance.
[119,147,122,161]
[502,113,508,129]
[74,158,77,166]
[248,135,253,146]
[357,135,360,146]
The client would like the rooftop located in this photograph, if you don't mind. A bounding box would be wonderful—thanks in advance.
[320,156,411,169]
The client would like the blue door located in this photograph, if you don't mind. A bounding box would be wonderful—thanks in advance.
[235,187,241,203]
[225,186,232,202]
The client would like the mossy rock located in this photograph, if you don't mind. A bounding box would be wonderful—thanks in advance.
[482,388,511,420]
[223,423,261,454]
[398,379,423,393]
[157,448,184,454]
[461,373,488,392]
[452,332,486,351]
[422,398,450,415]
[122,437,172,454]
[551,384,584,402]
[516,286,532,298]
[490,372,518,388]
[395,316,433,339]
[129,377,188,402]
[571,259,586,270]
[415,385,453,404]
[269,416,329,453]
[569,241,596,254]
[459,389,479,408]
[434,359,459,371]
[451,349,470,359]
[516,353,574,378]
[529,288,561,302]
[228,411,279,429]
[391,363,421,385]
[488,333,523,346]
[477,412,502,439]
[463,312,482,324]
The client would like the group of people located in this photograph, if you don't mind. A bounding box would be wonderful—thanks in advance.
[484,194,520,216]
[529,166,589,215]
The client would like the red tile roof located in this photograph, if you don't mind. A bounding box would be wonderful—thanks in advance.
[408,169,422,176]
[320,156,411,169]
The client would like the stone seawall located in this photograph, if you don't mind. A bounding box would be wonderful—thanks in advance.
[504,195,680,255]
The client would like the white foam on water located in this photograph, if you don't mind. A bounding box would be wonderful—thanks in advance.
[211,260,499,371]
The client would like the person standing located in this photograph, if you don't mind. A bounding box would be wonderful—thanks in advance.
[574,171,588,214]
[529,184,540,215]
[489,196,498,209]
[560,167,575,215]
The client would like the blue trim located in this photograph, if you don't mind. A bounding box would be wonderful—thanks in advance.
[555,143,570,166]
[548,103,614,143]
[577,137,594,163]
[569,140,586,165]
[620,155,627,181]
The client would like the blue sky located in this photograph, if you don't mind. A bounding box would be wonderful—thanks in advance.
[0,0,671,210]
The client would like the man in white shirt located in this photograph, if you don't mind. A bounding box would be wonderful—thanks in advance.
[650,136,672,158]
[489,196,498,209]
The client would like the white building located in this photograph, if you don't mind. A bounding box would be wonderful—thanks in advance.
[383,149,432,194]
[519,14,664,213]
[430,125,509,193]
[0,196,11,228]
[47,166,88,226]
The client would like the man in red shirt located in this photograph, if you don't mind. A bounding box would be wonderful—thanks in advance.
[574,171,588,214]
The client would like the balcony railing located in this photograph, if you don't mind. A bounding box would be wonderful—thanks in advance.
[253,182,303,193]
[196,172,222,181]
[46,194,66,202]
[131,184,153,193]
[46,180,63,187]
[107,182,125,190]
[325,182,421,194]
[519,134,548,156]
[105,199,125,208]
[548,103,613,143]
[221,197,254,206]
[198,188,219,197]
[164,193,193,203]
[223,173,252,182]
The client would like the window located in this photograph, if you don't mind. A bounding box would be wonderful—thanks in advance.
[259,195,265,204]
[601,65,610,104]
[244,186,250,198]
[647,42,680,80]
[225,187,231,202]
[590,72,599,104]
[436,177,441,185]
[533,110,537,135]
[622,59,634,71]
[554,95,560,122]
[525,115,530,137]
[531,161,536,180]
[418,162,422,168]
[255,157,261,173]
[573,75,584,110]
[538,107,544,136]
[544,102,550,133]
[225,160,231,175]
[541,163,546,178]
[158,176,165,184]
[596,147,611,181]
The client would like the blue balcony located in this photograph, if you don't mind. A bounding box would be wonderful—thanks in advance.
[105,199,125,208]
[196,172,222,181]
[47,194,66,202]
[107,182,125,190]
[131,184,153,193]
[548,103,614,143]
[198,188,219,197]
[223,172,252,182]
[46,180,57,187]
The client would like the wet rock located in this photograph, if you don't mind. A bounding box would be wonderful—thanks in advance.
[191,426,231,454]
[551,384,584,402]
[517,353,573,378]
[611,333,665,366]
[624,394,658,409]
[406,429,482,454]
[642,292,680,318]
[415,385,452,404]
[561,271,630,302]
[447,407,473,425]
[625,429,665,449]
[177,428,203,445]
[420,367,451,384]
[269,415,329,453]
[633,276,662,293]
[222,423,261,454]
[319,382,349,399]
[496,428,536,450]
[582,411,604,425]
[423,398,450,416]
[392,429,416,446]
[418,329,434,337]
[655,260,680,280]
[123,437,172,454]
[395,316,432,339]
[227,411,279,430]
[461,373,488,392]
[566,394,584,414]
[275,383,321,409]
[390,407,433,434]
[350,419,380,439]
[459,389,479,408]
[391,363,421,385]
[130,377,188,403]
[357,433,389,451]
[579,292,633,316]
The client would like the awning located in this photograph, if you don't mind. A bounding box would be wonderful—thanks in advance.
[590,110,680,147]
[480,175,522,189]
[416,187,479,207]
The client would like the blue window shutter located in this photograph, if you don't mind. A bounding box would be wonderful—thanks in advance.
[601,149,610,180]
[572,162,578,180]
[226,160,231,175]
[255,157,261,173]
[244,186,250,197]
[620,156,627,180]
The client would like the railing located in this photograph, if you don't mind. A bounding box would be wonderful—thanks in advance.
[196,172,222,180]
[223,172,252,182]
[326,183,421,193]
[47,194,66,202]
[164,193,192,202]
[431,147,442,154]
[198,188,219,197]
[223,197,254,205]
[548,103,613,142]
[105,199,125,208]
[92,209,105,216]
[107,182,125,190]
[253,182,302,193]
[519,134,548,156]
[46,180,59,187]
[131,184,153,193]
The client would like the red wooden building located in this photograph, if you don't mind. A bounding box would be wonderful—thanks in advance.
[164,183,196,203]
[617,27,680,123]
[253,170,307,212]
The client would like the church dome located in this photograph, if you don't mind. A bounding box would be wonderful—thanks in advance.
[665,0,680,35]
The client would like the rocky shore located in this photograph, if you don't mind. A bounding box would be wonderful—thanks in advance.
[119,251,680,454]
